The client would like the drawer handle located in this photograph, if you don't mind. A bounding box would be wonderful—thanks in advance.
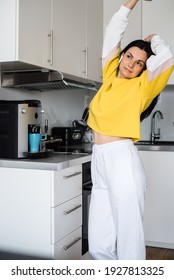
[63,204,82,215]
[63,237,81,251]
[63,171,82,179]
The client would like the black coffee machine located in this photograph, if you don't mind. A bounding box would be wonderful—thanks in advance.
[0,100,42,159]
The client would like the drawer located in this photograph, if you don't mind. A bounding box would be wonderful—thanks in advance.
[52,227,82,260]
[52,165,82,207]
[52,195,82,243]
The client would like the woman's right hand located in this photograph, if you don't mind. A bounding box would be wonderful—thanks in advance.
[124,0,152,10]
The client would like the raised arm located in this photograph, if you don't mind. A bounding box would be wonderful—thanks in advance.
[102,0,150,64]
[102,0,141,77]
[124,0,152,10]
[124,0,140,10]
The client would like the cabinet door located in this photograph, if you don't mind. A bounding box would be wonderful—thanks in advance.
[52,165,82,207]
[0,168,52,258]
[52,227,82,260]
[86,0,103,82]
[139,151,174,248]
[0,0,16,61]
[52,0,86,77]
[52,195,82,243]
[142,0,174,84]
[18,0,52,68]
[103,0,141,49]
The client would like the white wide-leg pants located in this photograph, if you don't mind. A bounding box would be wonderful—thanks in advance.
[88,139,147,260]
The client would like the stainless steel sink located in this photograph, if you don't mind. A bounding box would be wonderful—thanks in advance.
[135,140,174,151]
[136,140,174,146]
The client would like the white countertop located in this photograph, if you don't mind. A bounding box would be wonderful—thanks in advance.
[0,152,92,171]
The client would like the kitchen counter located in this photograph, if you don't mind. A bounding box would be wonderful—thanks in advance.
[0,152,91,171]
[2,140,174,171]
[135,141,174,152]
[2,140,174,172]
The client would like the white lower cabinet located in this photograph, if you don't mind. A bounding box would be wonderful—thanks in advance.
[52,166,82,206]
[52,227,82,260]
[52,195,82,243]
[0,164,82,259]
[139,151,174,249]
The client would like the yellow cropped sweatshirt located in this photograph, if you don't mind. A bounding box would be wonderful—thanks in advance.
[87,5,174,142]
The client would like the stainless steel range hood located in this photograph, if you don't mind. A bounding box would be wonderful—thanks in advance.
[1,70,99,92]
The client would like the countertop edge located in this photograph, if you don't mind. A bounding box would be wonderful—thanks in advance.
[0,154,92,171]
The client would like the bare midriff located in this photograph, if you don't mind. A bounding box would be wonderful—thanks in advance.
[93,130,130,145]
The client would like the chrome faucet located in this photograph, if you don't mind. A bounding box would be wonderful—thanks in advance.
[40,137,62,151]
[151,110,163,143]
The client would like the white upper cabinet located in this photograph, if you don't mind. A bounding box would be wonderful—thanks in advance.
[47,0,103,82]
[103,0,141,49]
[19,0,52,68]
[0,0,103,82]
[51,0,86,78]
[0,0,16,61]
[86,0,103,82]
[0,0,51,67]
[142,0,174,84]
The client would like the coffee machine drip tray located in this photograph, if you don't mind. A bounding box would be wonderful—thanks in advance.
[23,150,52,159]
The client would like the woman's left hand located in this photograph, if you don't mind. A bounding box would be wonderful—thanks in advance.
[144,34,156,43]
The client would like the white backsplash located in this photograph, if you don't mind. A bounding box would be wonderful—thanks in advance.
[0,87,94,135]
[141,85,174,141]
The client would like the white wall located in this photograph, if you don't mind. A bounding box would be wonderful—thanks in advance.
[141,85,174,141]
[0,87,94,134]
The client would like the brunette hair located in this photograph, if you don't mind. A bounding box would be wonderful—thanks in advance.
[120,39,154,61]
[120,39,158,121]
[140,96,159,121]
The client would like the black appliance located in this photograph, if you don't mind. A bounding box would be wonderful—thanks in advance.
[46,126,93,155]
[51,127,83,146]
[72,106,89,137]
[0,100,42,159]
[82,161,92,255]
[72,106,89,128]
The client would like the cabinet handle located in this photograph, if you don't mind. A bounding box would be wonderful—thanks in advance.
[83,48,88,76]
[63,171,81,179]
[63,204,82,215]
[63,237,81,251]
[47,30,53,65]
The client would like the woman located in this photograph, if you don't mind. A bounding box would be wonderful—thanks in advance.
[87,0,174,260]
